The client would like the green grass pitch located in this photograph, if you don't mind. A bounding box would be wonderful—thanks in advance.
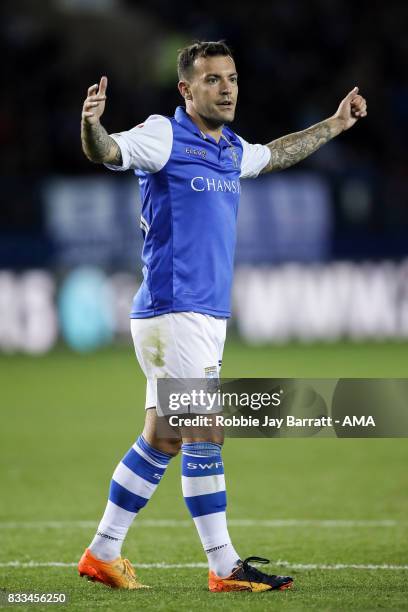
[1,339,408,610]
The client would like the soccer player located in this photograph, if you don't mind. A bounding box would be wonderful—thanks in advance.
[78,41,367,592]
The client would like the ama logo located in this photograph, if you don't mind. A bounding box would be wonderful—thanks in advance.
[341,416,375,426]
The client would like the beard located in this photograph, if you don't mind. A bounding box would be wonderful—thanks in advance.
[198,107,235,128]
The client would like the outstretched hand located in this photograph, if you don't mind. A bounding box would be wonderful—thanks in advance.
[82,76,108,125]
[334,87,367,131]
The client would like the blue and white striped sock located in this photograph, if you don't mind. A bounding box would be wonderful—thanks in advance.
[181,442,240,578]
[89,435,172,560]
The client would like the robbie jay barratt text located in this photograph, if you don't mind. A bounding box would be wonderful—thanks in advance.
[167,415,376,428]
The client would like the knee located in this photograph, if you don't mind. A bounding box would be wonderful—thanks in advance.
[153,437,182,457]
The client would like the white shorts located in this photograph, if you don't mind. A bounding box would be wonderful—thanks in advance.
[130,312,227,409]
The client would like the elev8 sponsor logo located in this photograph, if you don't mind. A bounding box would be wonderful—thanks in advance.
[187,461,223,470]
[185,147,207,157]
[191,176,241,193]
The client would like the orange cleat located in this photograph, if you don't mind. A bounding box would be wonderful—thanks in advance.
[78,548,149,590]
[209,556,293,593]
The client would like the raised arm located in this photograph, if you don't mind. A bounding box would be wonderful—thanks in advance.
[261,87,367,173]
[81,76,122,165]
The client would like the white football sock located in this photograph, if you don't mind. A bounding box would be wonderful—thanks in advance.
[181,442,240,577]
[89,435,172,561]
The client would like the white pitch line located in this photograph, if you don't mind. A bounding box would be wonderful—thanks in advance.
[273,560,408,571]
[0,519,401,529]
[1,560,407,571]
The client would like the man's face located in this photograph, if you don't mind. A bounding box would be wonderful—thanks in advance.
[183,55,238,127]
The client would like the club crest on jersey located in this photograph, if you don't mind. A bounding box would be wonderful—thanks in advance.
[185,147,207,157]
[229,146,239,169]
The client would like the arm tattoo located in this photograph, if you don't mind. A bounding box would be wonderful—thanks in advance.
[262,117,343,173]
[81,121,122,165]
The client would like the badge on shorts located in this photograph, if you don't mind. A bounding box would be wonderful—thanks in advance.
[205,366,218,379]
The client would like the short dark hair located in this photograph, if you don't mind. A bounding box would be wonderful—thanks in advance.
[177,40,234,81]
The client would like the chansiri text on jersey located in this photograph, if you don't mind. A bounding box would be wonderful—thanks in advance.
[190,176,241,193]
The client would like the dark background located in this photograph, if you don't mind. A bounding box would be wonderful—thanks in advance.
[1,0,407,265]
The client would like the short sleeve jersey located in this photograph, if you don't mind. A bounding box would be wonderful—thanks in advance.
[105,106,270,318]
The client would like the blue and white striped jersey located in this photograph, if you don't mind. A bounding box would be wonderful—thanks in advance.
[106,106,270,318]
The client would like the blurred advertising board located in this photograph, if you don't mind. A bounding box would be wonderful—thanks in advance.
[1,261,408,353]
[42,173,332,268]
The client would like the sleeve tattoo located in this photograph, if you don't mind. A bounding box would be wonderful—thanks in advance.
[81,121,122,165]
[261,117,343,173]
